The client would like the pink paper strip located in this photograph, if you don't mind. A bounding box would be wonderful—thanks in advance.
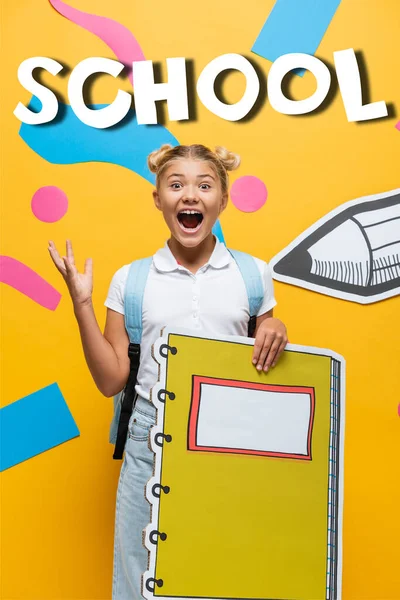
[395,121,400,131]
[0,256,61,310]
[48,0,145,86]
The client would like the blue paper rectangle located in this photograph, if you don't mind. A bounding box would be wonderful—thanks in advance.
[252,0,342,67]
[1,383,79,471]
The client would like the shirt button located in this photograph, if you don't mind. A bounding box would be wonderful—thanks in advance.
[193,296,197,301]
[193,312,198,318]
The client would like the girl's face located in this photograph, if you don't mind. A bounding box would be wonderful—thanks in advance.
[153,158,228,248]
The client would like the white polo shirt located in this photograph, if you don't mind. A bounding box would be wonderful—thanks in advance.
[104,236,277,400]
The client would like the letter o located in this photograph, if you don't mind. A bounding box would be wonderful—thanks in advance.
[268,53,331,115]
[197,53,260,121]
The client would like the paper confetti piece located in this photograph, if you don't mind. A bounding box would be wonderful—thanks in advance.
[0,255,61,310]
[31,186,68,222]
[231,176,267,213]
[252,0,342,77]
[1,383,79,471]
[48,0,145,86]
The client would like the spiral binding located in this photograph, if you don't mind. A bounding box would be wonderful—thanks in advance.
[146,339,178,596]
[149,530,168,544]
[152,483,170,498]
[159,343,177,359]
[157,389,175,403]
[146,578,164,592]
[154,432,172,447]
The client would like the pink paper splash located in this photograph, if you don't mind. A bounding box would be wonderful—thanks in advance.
[230,176,268,213]
[31,186,68,222]
[0,256,61,310]
[396,121,400,132]
[48,0,145,86]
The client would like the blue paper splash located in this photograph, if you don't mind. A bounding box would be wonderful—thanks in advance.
[252,0,342,77]
[19,97,225,242]
[19,97,179,184]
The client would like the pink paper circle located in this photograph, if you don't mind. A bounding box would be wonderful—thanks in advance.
[31,186,68,223]
[230,176,268,213]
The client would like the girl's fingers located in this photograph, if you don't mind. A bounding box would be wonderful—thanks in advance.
[84,257,93,277]
[48,242,67,274]
[255,333,274,371]
[66,239,76,265]
[271,340,287,368]
[253,320,288,371]
[49,241,63,263]
[48,241,60,263]
[252,329,267,366]
[62,256,70,272]
[262,337,282,372]
[63,254,79,278]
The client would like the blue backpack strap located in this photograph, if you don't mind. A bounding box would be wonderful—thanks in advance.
[228,249,264,316]
[124,256,153,343]
[109,256,153,448]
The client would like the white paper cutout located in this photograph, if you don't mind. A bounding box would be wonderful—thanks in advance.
[270,188,400,303]
[194,380,312,457]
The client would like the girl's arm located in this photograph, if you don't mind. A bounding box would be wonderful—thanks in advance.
[254,308,274,333]
[74,303,130,397]
[48,239,130,397]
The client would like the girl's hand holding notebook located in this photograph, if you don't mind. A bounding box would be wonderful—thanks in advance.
[252,316,288,372]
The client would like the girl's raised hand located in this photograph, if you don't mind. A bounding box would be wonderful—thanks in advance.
[48,239,93,309]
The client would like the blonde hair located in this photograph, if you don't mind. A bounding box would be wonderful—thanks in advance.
[147,144,240,194]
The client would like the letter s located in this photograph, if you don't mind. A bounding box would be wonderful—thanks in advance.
[14,57,63,125]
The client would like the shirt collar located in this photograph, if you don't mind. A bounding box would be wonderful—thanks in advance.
[153,235,231,273]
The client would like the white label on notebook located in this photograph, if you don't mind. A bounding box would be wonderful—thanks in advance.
[189,377,315,459]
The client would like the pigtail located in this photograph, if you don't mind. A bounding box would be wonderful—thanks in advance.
[147,144,174,174]
[214,146,241,171]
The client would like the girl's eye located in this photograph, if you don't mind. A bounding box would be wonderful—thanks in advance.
[171,183,182,189]
[200,184,211,190]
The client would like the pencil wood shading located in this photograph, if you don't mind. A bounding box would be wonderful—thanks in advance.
[270,188,400,303]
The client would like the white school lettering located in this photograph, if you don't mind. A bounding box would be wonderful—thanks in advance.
[14,50,390,127]
[68,57,132,129]
[268,53,331,115]
[334,48,388,122]
[132,57,188,125]
[13,57,63,125]
[197,53,260,121]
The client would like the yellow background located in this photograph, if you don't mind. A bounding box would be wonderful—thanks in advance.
[1,0,399,598]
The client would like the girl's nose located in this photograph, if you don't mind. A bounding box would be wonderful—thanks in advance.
[182,186,198,202]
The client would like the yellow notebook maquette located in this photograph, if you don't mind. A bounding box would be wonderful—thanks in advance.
[143,327,345,600]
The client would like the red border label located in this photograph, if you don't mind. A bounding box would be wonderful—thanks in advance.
[188,376,315,460]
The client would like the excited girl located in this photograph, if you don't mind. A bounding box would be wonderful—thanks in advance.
[48,143,288,599]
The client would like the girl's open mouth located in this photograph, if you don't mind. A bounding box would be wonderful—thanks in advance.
[177,210,204,234]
